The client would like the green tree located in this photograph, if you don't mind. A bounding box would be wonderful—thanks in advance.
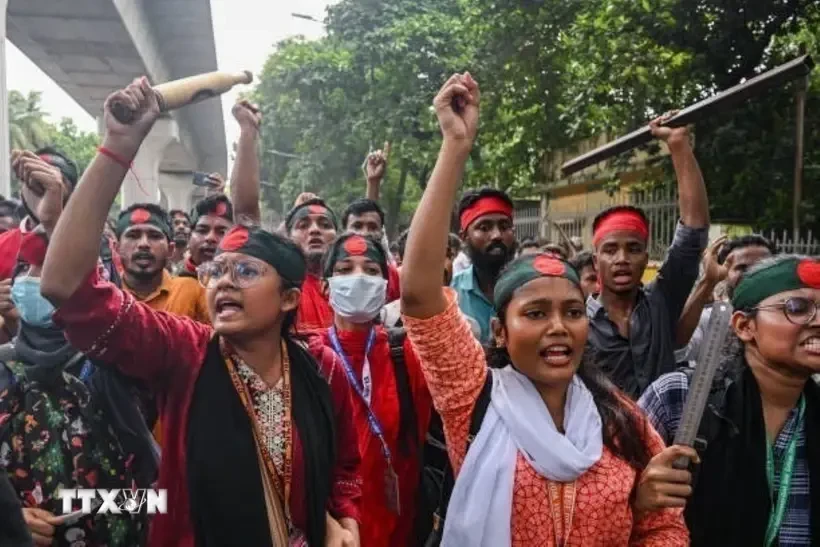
[8,90,50,151]
[47,117,100,174]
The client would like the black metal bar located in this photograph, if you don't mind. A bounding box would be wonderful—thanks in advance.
[561,54,815,176]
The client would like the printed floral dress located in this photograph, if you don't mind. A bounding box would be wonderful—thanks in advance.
[0,361,146,547]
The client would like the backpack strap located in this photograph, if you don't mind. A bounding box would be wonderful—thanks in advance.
[432,371,493,535]
[387,327,418,457]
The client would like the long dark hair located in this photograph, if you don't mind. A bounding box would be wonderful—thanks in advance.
[488,260,652,470]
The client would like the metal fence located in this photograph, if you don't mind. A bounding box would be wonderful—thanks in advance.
[525,186,679,260]
[515,188,820,260]
[767,229,820,255]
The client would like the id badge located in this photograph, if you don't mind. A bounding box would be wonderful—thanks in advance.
[384,465,401,516]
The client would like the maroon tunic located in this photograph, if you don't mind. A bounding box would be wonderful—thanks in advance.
[53,270,362,547]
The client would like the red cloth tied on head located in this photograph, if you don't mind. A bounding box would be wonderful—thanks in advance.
[592,210,649,246]
[459,196,513,231]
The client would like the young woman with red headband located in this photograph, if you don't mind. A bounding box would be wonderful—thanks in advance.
[319,232,432,546]
[39,79,361,547]
[399,72,687,546]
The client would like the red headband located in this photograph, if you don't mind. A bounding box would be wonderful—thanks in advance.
[592,210,649,246]
[460,196,513,231]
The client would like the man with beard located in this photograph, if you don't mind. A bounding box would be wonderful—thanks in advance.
[450,188,516,343]
[168,208,192,272]
[588,115,709,399]
[116,203,209,323]
[177,194,233,278]
[285,198,339,331]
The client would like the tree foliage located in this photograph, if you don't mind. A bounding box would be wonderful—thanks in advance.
[252,0,820,235]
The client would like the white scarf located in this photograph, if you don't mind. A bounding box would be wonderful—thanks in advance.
[443,366,603,547]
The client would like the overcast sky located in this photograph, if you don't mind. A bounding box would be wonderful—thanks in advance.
[4,0,335,169]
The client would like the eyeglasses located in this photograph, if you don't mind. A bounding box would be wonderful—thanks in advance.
[197,259,268,289]
[752,296,819,325]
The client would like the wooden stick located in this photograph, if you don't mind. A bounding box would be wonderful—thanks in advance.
[561,55,815,176]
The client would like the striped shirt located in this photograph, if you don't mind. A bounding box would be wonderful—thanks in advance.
[638,372,811,546]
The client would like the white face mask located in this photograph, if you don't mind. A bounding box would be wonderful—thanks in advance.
[328,274,387,323]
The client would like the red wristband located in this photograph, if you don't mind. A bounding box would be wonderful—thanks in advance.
[98,146,133,169]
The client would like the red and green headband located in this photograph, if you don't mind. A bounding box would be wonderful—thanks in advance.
[732,257,820,310]
[460,196,513,232]
[493,253,582,310]
[324,235,387,277]
[592,210,648,246]
[191,199,233,227]
[216,225,306,287]
[286,202,338,231]
[115,207,172,240]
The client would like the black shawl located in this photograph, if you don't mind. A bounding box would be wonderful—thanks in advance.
[186,336,335,547]
[685,365,820,546]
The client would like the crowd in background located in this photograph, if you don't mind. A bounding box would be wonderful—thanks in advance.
[0,73,817,547]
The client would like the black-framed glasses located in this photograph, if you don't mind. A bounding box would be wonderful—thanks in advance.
[197,259,268,289]
[752,296,819,325]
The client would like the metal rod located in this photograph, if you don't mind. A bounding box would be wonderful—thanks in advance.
[561,55,815,176]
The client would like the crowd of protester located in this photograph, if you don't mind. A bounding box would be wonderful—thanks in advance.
[0,73,817,547]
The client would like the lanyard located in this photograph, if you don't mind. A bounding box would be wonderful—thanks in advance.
[328,327,392,463]
[764,396,805,547]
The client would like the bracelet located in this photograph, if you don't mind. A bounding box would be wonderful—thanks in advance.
[98,146,134,170]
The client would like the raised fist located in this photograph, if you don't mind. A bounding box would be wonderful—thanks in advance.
[433,72,480,148]
[102,77,162,157]
[232,100,262,131]
[11,150,66,233]
[365,144,389,182]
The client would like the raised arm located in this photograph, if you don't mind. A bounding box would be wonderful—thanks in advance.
[401,73,480,319]
[229,100,262,224]
[364,145,388,201]
[675,237,728,347]
[649,116,709,229]
[41,78,160,306]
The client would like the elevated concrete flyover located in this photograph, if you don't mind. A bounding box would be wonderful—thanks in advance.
[0,0,227,211]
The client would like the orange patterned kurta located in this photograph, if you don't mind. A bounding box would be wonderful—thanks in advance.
[402,289,688,546]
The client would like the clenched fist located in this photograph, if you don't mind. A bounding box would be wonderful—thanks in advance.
[433,72,480,149]
[232,100,262,131]
[102,77,162,159]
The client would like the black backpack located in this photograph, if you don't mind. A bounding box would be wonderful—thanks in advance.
[384,327,492,546]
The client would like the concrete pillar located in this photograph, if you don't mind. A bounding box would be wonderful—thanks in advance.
[159,171,194,211]
[120,117,179,209]
[0,0,11,198]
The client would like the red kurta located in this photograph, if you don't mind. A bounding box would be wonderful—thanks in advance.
[321,326,432,547]
[53,270,362,547]
[296,274,334,333]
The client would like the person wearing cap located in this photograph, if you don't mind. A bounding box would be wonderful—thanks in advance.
[0,149,79,343]
[400,72,687,546]
[320,232,432,547]
[638,255,820,546]
[116,203,209,324]
[39,79,362,547]
[587,115,709,399]
[450,188,516,344]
